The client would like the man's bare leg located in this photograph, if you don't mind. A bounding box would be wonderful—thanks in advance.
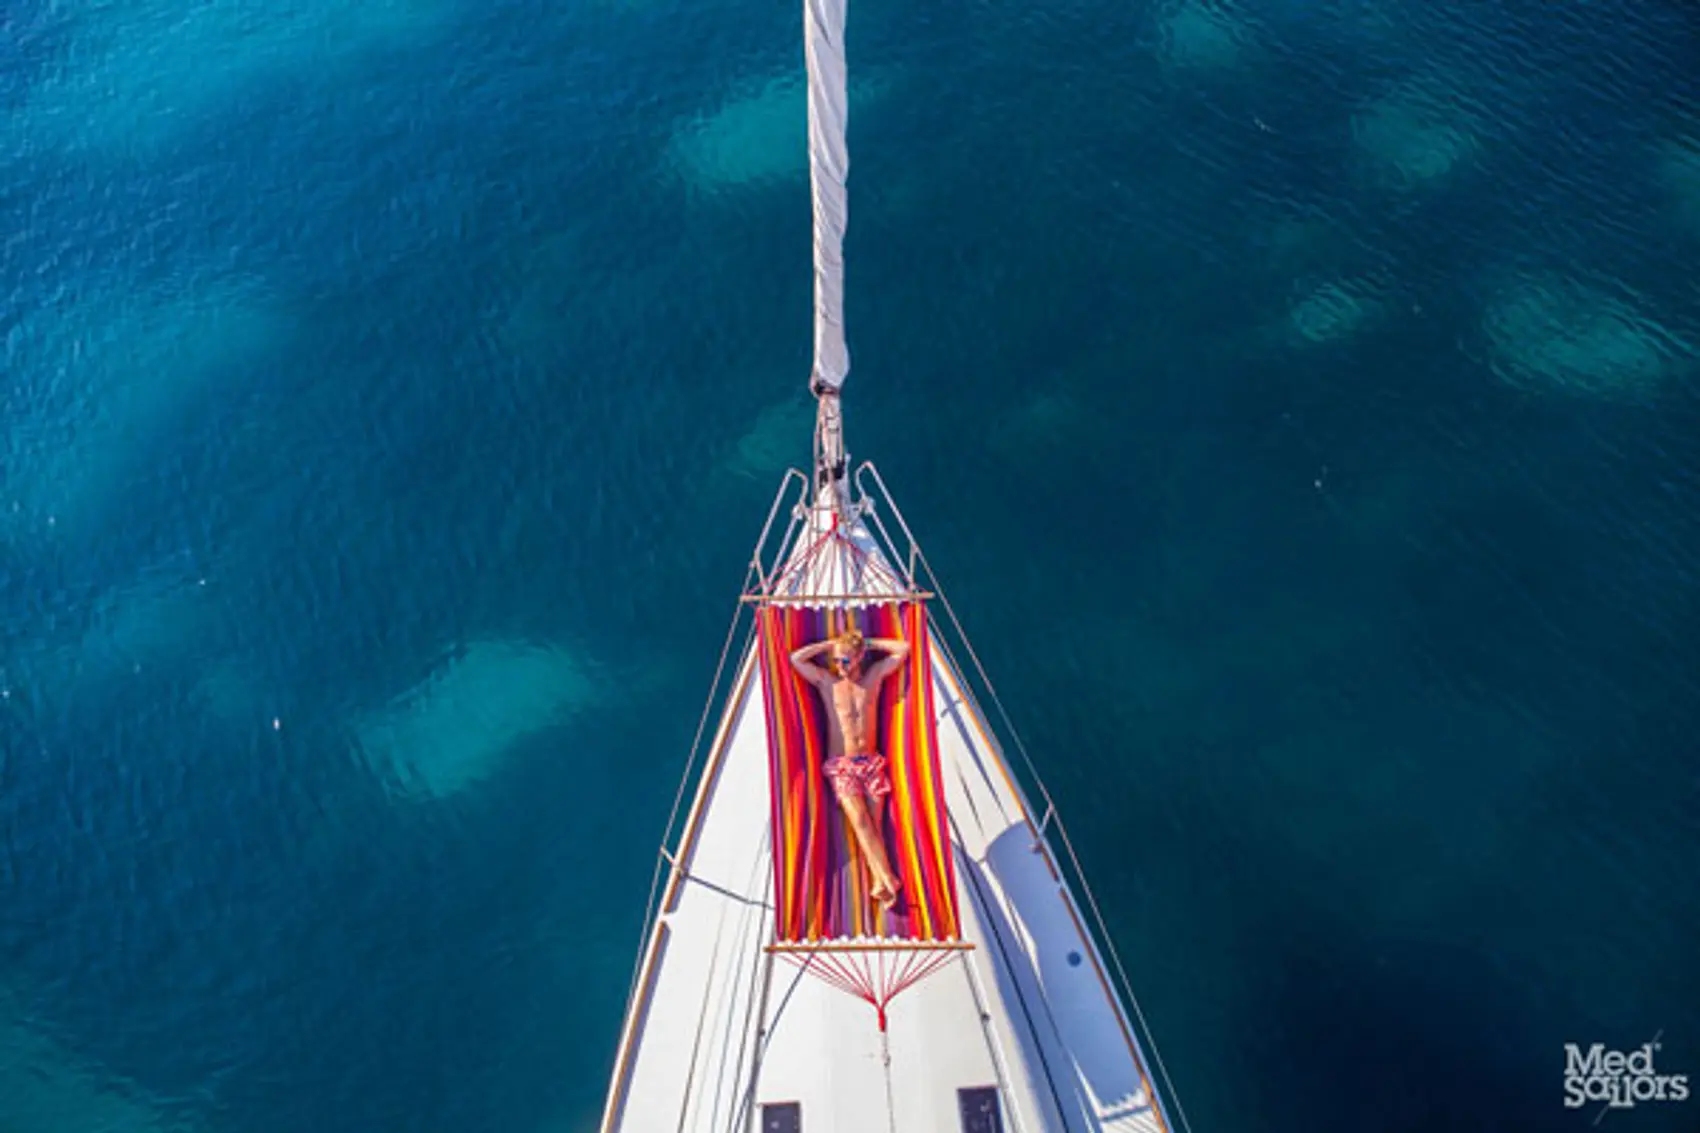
[868,793,902,909]
[839,793,902,909]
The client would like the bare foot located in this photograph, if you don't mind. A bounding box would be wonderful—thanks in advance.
[873,876,902,911]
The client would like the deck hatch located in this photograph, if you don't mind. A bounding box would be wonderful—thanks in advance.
[958,1085,1003,1133]
[759,1101,801,1133]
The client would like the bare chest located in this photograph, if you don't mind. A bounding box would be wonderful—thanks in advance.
[825,679,879,748]
[829,680,873,720]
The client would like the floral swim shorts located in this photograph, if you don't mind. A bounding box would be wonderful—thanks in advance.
[823,752,891,804]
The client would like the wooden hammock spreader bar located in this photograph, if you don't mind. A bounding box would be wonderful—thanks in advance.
[741,591,935,606]
[764,940,975,955]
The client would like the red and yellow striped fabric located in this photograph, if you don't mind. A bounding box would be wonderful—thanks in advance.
[756,602,961,944]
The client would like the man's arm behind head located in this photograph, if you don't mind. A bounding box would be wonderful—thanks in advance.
[790,639,835,686]
[863,636,911,684]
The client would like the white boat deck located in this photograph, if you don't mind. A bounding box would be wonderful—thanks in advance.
[600,496,1173,1133]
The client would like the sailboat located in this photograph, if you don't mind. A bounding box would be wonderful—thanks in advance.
[597,1,1191,1130]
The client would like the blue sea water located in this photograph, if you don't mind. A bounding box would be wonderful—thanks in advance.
[2,0,1698,1129]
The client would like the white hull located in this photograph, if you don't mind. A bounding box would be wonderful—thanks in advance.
[600,481,1178,1133]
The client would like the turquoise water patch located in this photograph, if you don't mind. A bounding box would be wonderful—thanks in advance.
[352,639,606,803]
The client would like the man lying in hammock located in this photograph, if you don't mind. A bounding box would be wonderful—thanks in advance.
[790,628,911,910]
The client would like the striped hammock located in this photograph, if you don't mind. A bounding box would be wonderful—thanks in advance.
[755,601,962,945]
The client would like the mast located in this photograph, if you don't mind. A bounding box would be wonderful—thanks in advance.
[804,0,851,516]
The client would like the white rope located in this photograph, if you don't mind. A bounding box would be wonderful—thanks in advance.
[672,845,747,1133]
[722,838,780,1132]
[701,826,780,1129]
[948,834,1031,1133]
[880,1024,898,1133]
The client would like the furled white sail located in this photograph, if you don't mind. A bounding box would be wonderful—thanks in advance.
[805,0,850,393]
